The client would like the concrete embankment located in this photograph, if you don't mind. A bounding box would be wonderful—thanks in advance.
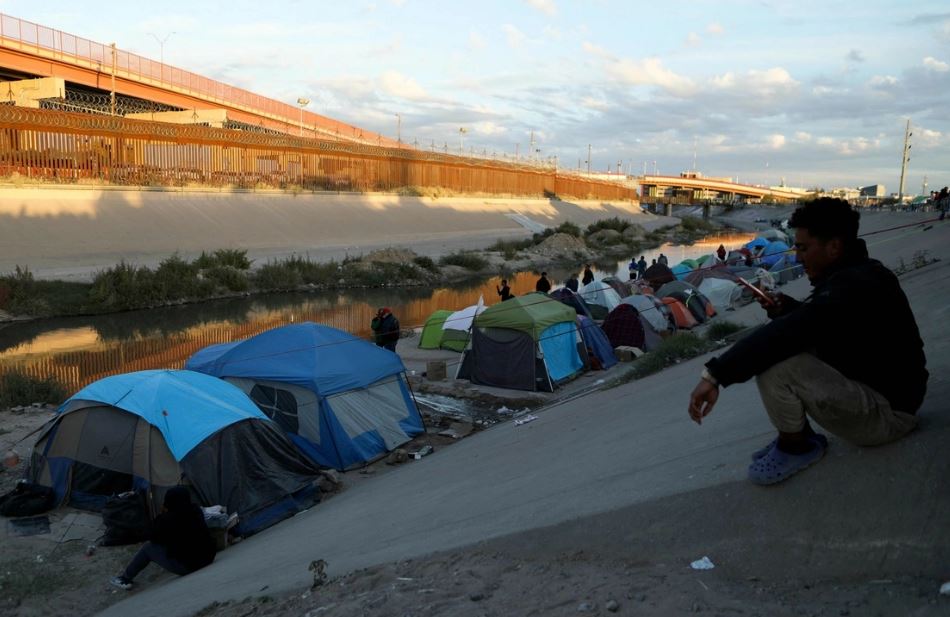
[0,186,658,281]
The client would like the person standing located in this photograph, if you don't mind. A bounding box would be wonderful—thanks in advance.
[637,255,648,279]
[110,486,216,590]
[688,198,927,485]
[535,272,552,293]
[657,253,668,266]
[496,279,513,301]
[582,265,595,286]
[716,244,727,261]
[371,307,401,352]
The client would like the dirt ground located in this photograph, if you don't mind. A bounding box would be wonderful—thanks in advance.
[1,405,947,617]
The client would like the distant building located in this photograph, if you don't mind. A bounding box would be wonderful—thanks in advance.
[831,187,861,201]
[860,184,886,197]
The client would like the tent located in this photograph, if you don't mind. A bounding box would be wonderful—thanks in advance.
[671,263,694,280]
[697,277,743,311]
[643,262,675,288]
[418,310,452,349]
[576,315,618,370]
[437,301,486,352]
[601,276,633,299]
[661,297,699,329]
[757,228,788,243]
[579,281,623,320]
[28,370,321,536]
[457,293,583,391]
[762,240,792,268]
[186,322,424,471]
[550,287,594,320]
[602,304,646,350]
[620,293,675,335]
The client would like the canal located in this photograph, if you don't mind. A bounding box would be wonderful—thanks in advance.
[0,233,755,394]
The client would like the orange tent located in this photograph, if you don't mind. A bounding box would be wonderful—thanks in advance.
[660,297,699,329]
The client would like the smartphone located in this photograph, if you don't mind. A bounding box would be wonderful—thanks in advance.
[736,276,776,306]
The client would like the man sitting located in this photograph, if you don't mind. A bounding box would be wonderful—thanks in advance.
[687,198,928,485]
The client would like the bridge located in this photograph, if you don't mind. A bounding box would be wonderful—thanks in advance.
[0,12,398,146]
[639,173,804,203]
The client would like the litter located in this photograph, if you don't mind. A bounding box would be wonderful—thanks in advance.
[940,581,950,596]
[690,556,715,570]
[514,414,538,426]
[7,516,50,537]
[409,445,434,459]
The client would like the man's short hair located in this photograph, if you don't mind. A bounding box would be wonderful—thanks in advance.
[789,197,860,242]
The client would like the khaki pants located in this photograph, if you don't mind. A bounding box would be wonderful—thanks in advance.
[755,353,918,446]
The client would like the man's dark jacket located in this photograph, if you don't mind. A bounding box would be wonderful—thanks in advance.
[706,240,928,414]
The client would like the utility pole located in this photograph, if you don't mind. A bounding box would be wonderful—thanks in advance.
[110,43,117,116]
[898,119,912,203]
[529,131,536,160]
[586,144,591,174]
[395,113,401,144]
[922,175,928,197]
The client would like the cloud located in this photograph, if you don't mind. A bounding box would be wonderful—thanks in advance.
[389,0,407,6]
[868,75,898,88]
[469,31,487,49]
[543,25,563,40]
[686,32,701,47]
[769,134,786,149]
[502,24,527,48]
[923,56,949,72]
[709,67,798,98]
[604,57,696,96]
[379,70,428,100]
[524,0,557,17]
[580,96,610,111]
[794,131,812,142]
[473,121,508,136]
[846,49,865,63]
[916,128,943,147]
[706,22,724,35]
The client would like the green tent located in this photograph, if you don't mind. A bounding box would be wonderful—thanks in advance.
[476,292,577,341]
[418,310,452,349]
[681,258,699,269]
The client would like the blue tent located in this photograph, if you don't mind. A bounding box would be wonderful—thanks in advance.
[744,237,770,250]
[671,263,693,280]
[576,316,618,370]
[29,370,321,536]
[762,240,792,268]
[186,322,424,470]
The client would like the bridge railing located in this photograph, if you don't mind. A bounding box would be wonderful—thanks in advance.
[0,105,638,201]
[0,12,385,144]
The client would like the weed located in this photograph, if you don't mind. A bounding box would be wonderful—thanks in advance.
[440,252,489,271]
[622,333,713,382]
[704,320,747,342]
[204,266,250,292]
[412,256,439,272]
[0,371,67,407]
[585,217,630,235]
[254,261,304,290]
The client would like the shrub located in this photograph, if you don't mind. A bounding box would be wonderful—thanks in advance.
[704,320,747,342]
[195,249,251,271]
[88,261,161,311]
[155,254,202,300]
[439,252,489,271]
[205,266,250,292]
[254,262,303,290]
[281,255,339,285]
[586,217,630,235]
[0,266,50,316]
[679,217,717,234]
[488,238,533,260]
[553,221,582,237]
[412,255,439,272]
[0,371,67,407]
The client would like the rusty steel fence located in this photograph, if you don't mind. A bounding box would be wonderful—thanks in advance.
[0,106,638,200]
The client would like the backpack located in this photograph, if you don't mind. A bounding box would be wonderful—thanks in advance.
[100,491,153,546]
[0,482,56,517]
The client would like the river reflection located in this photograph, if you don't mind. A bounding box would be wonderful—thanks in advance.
[0,232,754,393]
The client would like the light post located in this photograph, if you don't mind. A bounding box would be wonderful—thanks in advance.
[296,97,310,137]
[395,113,401,144]
[458,127,467,154]
[148,32,176,83]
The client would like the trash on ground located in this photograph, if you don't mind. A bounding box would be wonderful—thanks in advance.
[940,581,950,596]
[409,445,434,459]
[7,515,50,537]
[690,556,715,570]
[514,414,538,426]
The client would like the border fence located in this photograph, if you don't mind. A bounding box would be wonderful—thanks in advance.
[0,106,638,199]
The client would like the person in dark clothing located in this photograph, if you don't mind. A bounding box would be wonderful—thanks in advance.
[535,272,552,293]
[581,265,595,286]
[564,276,579,292]
[637,256,648,279]
[496,279,513,301]
[371,307,401,352]
[688,198,927,486]
[657,253,668,266]
[716,244,727,261]
[110,486,215,590]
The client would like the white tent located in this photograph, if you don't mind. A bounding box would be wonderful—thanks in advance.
[443,295,486,333]
[579,281,622,313]
[698,278,743,311]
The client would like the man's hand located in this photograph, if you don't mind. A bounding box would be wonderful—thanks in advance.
[757,291,788,319]
[688,379,720,424]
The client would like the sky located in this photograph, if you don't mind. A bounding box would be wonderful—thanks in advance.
[2,0,949,193]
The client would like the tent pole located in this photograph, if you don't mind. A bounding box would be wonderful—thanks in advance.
[402,371,435,450]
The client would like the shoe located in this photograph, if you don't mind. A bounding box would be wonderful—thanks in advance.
[747,440,826,485]
[110,576,133,590]
[750,433,827,461]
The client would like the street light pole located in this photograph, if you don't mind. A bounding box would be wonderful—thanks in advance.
[148,32,176,83]
[297,98,310,137]
[587,144,591,174]
[396,113,401,144]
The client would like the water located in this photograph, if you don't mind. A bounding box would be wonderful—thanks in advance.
[0,232,755,394]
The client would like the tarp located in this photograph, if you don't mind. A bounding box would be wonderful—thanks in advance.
[443,299,485,333]
[576,315,618,369]
[476,292,577,341]
[59,369,266,461]
[538,321,585,382]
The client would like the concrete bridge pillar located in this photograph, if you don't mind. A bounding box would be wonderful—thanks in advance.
[663,203,673,217]
[702,203,711,219]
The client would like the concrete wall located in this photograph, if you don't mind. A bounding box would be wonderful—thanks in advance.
[0,187,662,281]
